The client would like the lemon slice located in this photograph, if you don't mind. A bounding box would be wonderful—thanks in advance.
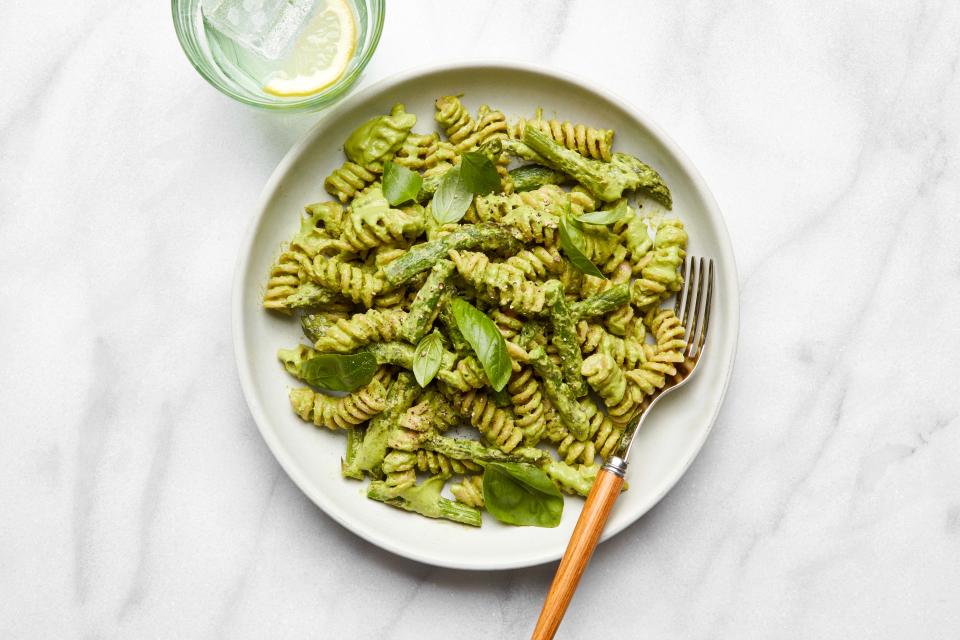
[263,0,357,97]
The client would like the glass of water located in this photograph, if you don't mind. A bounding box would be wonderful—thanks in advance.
[173,0,384,111]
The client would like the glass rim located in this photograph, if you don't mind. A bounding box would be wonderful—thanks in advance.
[171,0,385,111]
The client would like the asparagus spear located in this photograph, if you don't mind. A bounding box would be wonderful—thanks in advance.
[401,260,456,343]
[388,430,547,465]
[522,126,672,206]
[509,165,569,192]
[301,312,333,344]
[366,342,416,369]
[544,281,587,397]
[436,294,472,356]
[500,138,546,163]
[342,426,366,480]
[341,372,420,478]
[544,459,599,497]
[526,345,591,441]
[569,283,631,321]
[286,282,346,310]
[383,224,522,286]
[367,475,482,527]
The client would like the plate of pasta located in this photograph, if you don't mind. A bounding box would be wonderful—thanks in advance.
[233,61,739,569]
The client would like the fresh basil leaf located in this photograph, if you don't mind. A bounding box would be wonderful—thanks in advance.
[574,199,629,225]
[431,166,473,224]
[382,161,422,206]
[559,211,607,280]
[450,298,511,392]
[301,350,378,392]
[459,151,500,195]
[413,331,444,387]
[482,462,564,527]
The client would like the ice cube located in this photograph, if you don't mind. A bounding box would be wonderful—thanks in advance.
[202,0,317,60]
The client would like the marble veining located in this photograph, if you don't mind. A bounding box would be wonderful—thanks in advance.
[1,0,959,638]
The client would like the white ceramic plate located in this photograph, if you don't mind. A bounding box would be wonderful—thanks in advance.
[233,61,739,570]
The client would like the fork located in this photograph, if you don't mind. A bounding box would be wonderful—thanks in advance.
[531,257,716,640]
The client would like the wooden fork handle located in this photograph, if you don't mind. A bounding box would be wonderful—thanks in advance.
[531,459,627,640]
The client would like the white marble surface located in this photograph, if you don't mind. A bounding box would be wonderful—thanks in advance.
[2,0,959,637]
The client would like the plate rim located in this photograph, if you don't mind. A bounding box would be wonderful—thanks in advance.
[232,59,740,570]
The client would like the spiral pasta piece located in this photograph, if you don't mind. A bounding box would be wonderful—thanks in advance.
[580,343,645,423]
[382,469,417,495]
[372,289,408,309]
[463,184,592,227]
[466,191,520,224]
[613,210,654,271]
[496,163,515,194]
[305,201,346,238]
[491,309,524,340]
[623,305,686,395]
[581,272,613,299]
[383,449,480,476]
[581,226,629,274]
[324,162,378,203]
[448,390,523,453]
[607,382,645,425]
[553,429,595,465]
[609,260,633,286]
[448,250,549,316]
[313,308,407,353]
[646,307,686,355]
[541,397,564,438]
[518,184,596,215]
[552,399,624,464]
[438,356,488,392]
[507,367,547,445]
[506,246,564,280]
[629,246,684,309]
[392,133,457,171]
[545,460,601,496]
[630,219,688,307]
[450,475,485,507]
[654,219,688,253]
[288,377,388,430]
[576,321,606,355]
[605,304,635,337]
[510,117,615,161]
[397,391,460,434]
[372,246,407,270]
[576,322,645,370]
[263,211,336,312]
[581,353,627,407]
[309,255,386,307]
[339,188,425,252]
[263,253,308,312]
[435,95,476,149]
[557,262,585,298]
[474,104,509,149]
[624,343,674,396]
[640,306,687,388]
[558,257,627,302]
[501,205,561,247]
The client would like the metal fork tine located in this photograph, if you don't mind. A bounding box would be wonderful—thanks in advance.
[685,258,706,358]
[618,255,716,463]
[674,257,690,315]
[695,259,715,358]
[680,257,698,330]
